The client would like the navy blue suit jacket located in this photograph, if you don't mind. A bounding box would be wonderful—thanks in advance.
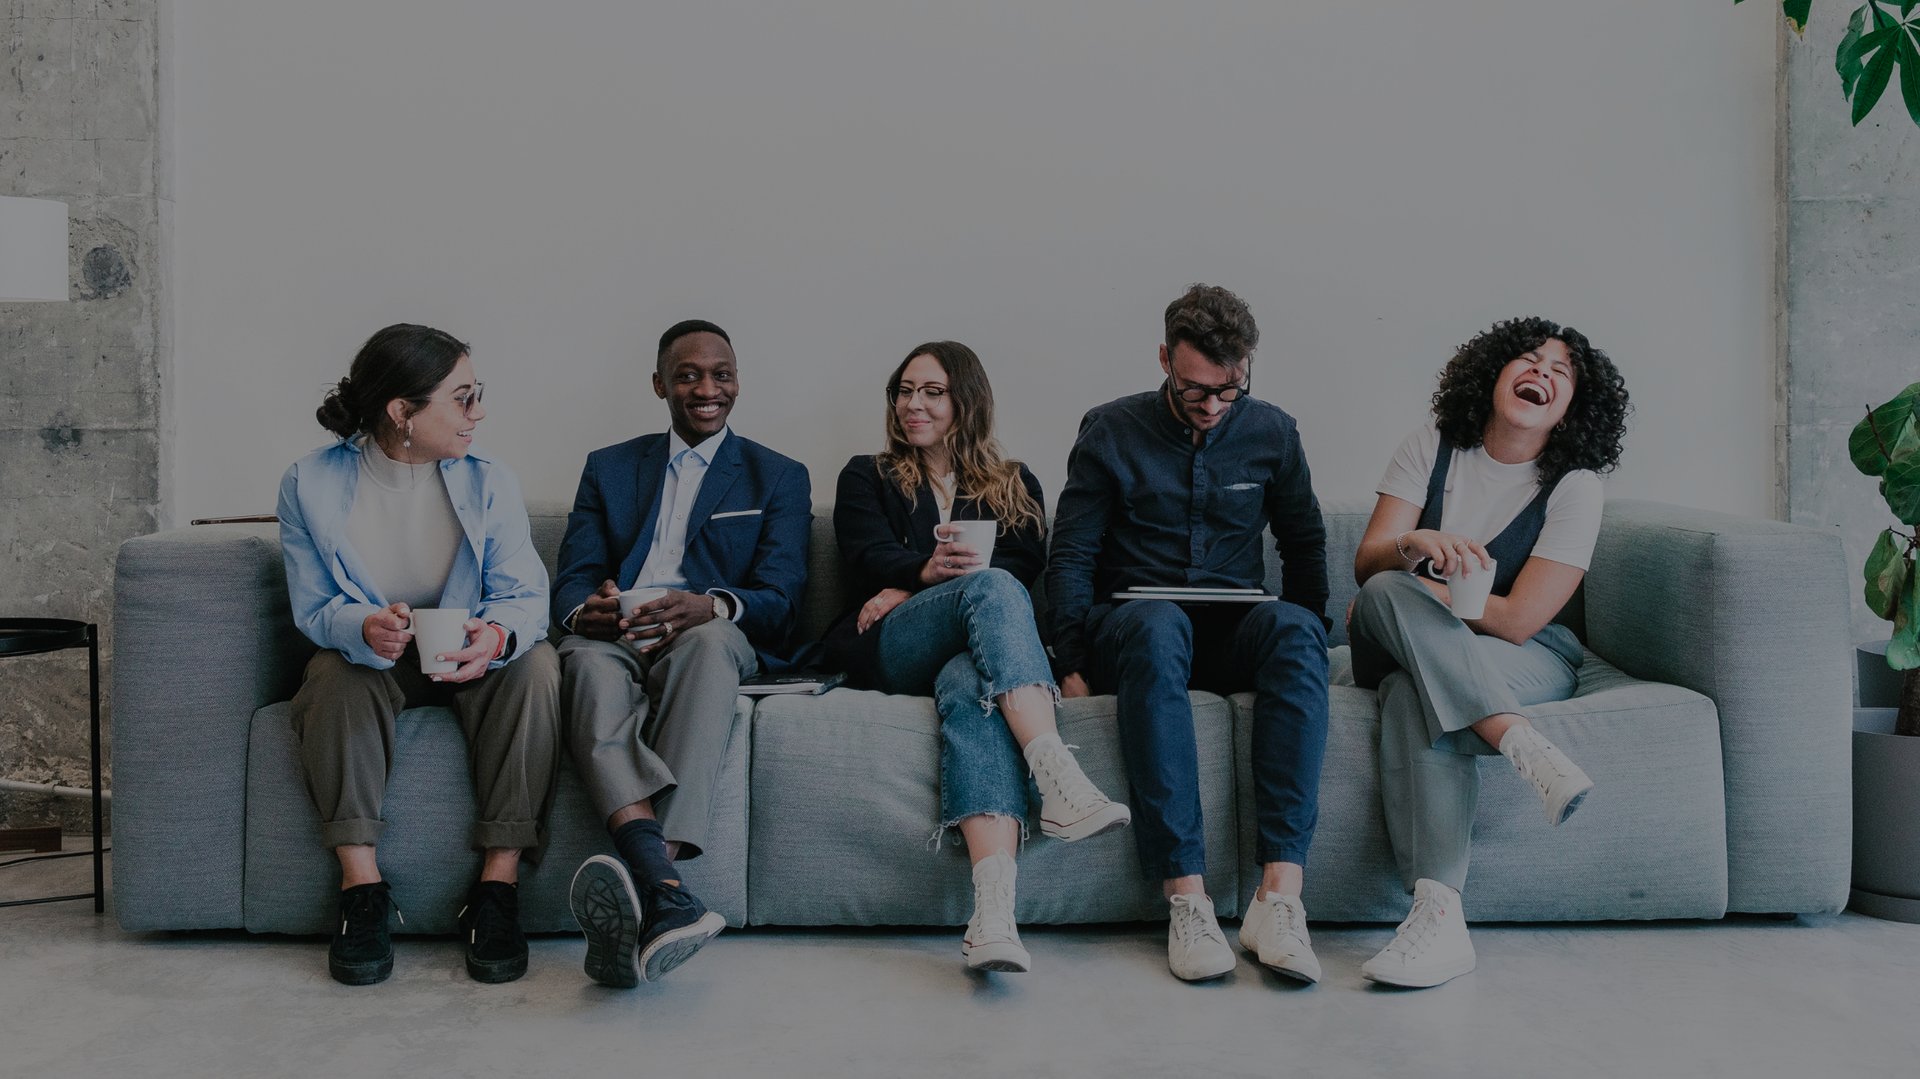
[552,431,812,670]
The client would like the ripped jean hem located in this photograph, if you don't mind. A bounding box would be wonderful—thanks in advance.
[926,810,1031,851]
[967,678,1060,717]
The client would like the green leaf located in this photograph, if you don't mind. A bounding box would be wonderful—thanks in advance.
[1893,412,1920,467]
[1784,0,1813,33]
[1839,22,1890,98]
[1849,383,1920,476]
[1891,575,1920,669]
[1905,0,1919,20]
[1866,529,1908,619]
[1903,28,1920,124]
[1885,454,1920,523]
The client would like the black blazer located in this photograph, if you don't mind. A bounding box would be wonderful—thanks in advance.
[824,454,1047,686]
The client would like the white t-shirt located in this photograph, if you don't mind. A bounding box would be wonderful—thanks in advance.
[1375,423,1604,572]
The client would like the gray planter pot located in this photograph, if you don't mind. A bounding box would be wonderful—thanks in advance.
[1852,707,1920,923]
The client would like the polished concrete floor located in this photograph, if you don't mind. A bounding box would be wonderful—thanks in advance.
[3,844,1917,1078]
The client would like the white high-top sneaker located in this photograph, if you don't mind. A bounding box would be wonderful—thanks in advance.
[1500,723,1594,825]
[1360,878,1476,988]
[1237,890,1321,984]
[1024,733,1131,841]
[961,852,1030,973]
[1166,892,1236,982]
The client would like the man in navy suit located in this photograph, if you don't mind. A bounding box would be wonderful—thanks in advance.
[553,319,810,987]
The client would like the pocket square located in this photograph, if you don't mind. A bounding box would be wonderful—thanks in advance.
[1224,482,1261,491]
[710,508,763,520]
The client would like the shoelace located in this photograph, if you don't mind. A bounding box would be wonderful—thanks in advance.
[338,887,401,941]
[1031,742,1107,813]
[460,889,519,950]
[1169,896,1225,947]
[1509,735,1573,798]
[969,879,1018,944]
[1381,896,1443,960]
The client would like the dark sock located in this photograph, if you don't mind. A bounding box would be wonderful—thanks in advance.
[612,818,678,889]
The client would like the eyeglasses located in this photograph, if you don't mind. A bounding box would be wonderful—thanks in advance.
[1167,372,1249,403]
[887,382,949,404]
[449,382,484,417]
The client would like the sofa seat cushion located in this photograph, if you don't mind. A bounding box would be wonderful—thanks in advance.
[241,698,752,934]
[1238,647,1729,922]
[746,687,1239,925]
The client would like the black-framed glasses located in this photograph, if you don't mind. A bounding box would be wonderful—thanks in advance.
[1168,371,1249,403]
[450,381,484,417]
[887,382,949,404]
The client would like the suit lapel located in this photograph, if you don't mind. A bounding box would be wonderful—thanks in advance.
[686,434,743,537]
[904,480,941,548]
[623,437,672,586]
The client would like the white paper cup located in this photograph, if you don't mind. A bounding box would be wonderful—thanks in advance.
[618,586,670,619]
[934,519,997,573]
[1447,558,1497,620]
[407,608,471,675]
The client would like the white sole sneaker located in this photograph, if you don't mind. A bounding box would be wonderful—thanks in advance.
[1236,893,1322,985]
[1361,951,1477,989]
[639,910,725,982]
[569,855,641,989]
[1039,799,1132,842]
[962,937,1032,973]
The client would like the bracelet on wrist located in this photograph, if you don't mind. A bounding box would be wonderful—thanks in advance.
[1394,533,1420,566]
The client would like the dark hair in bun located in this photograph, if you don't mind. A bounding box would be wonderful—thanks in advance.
[317,323,470,439]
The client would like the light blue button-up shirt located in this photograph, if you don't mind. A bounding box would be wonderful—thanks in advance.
[277,437,550,670]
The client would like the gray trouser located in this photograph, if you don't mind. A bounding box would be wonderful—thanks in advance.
[289,642,563,857]
[1347,571,1578,892]
[557,620,758,859]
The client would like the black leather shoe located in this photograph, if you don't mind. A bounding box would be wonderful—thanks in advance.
[329,881,395,986]
[637,881,724,982]
[459,880,528,984]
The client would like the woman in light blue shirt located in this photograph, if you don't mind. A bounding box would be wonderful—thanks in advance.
[278,323,559,987]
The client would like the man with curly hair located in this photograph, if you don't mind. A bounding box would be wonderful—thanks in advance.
[1047,283,1331,984]
[1347,317,1630,988]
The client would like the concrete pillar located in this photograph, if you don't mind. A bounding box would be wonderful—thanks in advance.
[0,0,167,830]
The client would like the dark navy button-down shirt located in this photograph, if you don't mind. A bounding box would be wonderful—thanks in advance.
[1044,386,1329,677]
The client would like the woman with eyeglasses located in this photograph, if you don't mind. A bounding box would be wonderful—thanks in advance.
[278,323,560,987]
[1347,317,1629,988]
[822,340,1131,973]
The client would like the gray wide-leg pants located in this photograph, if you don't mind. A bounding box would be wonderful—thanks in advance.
[1347,571,1578,892]
[557,620,758,859]
[289,642,563,857]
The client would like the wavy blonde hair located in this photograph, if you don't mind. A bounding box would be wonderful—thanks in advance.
[876,341,1041,535]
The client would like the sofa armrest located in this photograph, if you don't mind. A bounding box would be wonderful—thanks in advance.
[112,523,312,930]
[1582,499,1851,915]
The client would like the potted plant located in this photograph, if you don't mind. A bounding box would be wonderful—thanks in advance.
[1847,382,1920,921]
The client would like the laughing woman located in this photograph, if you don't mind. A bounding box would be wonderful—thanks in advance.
[278,323,560,986]
[1346,317,1629,989]
[824,341,1131,973]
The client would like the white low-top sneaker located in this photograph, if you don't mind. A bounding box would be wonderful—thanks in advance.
[1237,890,1321,984]
[1167,892,1236,982]
[1500,723,1594,825]
[1361,878,1476,989]
[962,852,1030,973]
[1025,733,1131,842]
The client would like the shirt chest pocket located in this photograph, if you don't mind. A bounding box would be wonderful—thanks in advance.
[709,508,763,524]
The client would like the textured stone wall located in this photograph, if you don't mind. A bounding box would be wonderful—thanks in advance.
[1784,17,1920,641]
[0,0,164,830]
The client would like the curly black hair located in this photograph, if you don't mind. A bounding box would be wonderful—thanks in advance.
[1431,316,1630,487]
[1164,283,1259,367]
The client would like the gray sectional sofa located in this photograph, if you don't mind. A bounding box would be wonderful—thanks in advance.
[111,497,1854,935]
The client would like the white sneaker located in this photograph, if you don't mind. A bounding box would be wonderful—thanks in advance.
[1166,892,1236,982]
[1500,724,1594,825]
[961,852,1030,973]
[1025,733,1132,841]
[1237,890,1321,984]
[1360,878,1476,988]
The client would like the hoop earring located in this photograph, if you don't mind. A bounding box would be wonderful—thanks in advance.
[403,420,412,450]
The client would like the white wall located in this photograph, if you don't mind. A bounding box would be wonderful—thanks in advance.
[170,1,1779,524]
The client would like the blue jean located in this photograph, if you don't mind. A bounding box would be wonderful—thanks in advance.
[871,569,1058,830]
[1088,599,1328,880]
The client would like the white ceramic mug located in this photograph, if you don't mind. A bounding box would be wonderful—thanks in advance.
[618,586,671,632]
[406,607,471,675]
[1447,557,1498,620]
[934,519,997,573]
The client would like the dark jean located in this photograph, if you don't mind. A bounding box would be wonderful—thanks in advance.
[871,569,1057,831]
[1087,598,1328,880]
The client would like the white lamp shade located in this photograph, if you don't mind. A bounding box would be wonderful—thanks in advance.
[0,195,70,302]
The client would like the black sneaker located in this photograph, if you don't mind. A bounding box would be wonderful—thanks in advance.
[329,881,395,986]
[570,854,642,988]
[458,880,528,984]
[638,880,724,982]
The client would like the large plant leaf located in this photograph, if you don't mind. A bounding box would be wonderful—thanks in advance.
[1891,574,1920,669]
[1885,454,1920,524]
[1784,0,1814,33]
[1848,382,1920,476]
[1866,529,1909,619]
[1839,7,1872,97]
[1853,31,1899,125]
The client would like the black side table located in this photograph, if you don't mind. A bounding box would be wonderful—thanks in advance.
[0,619,105,912]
